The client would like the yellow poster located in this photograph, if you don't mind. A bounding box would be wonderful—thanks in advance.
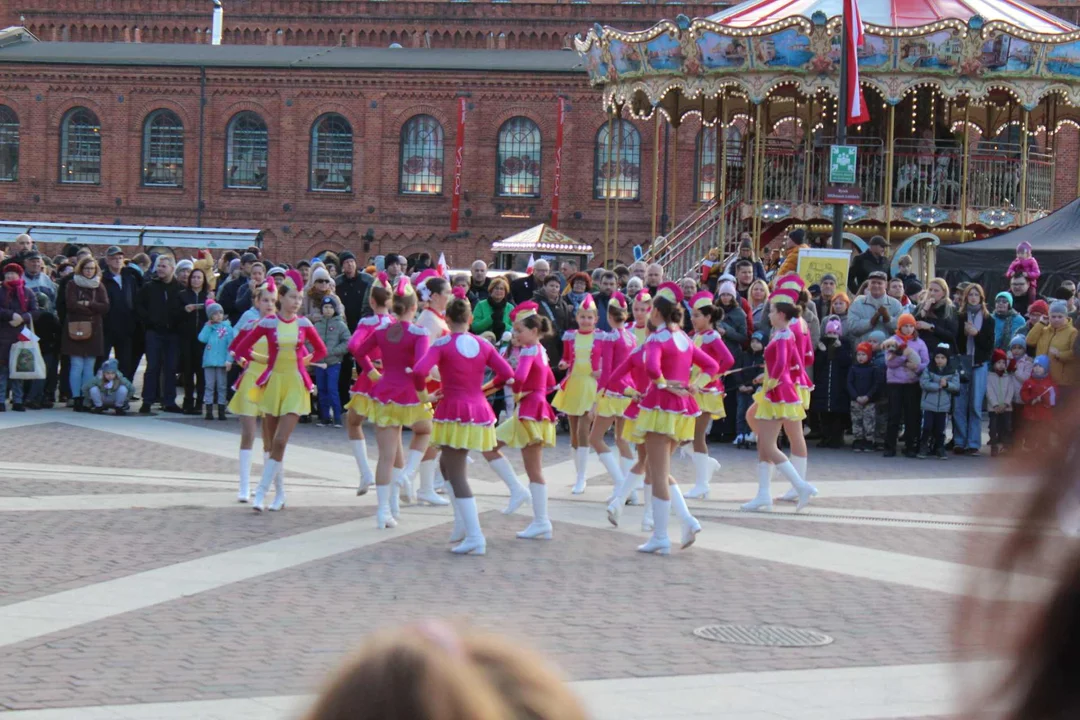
[797,248,852,291]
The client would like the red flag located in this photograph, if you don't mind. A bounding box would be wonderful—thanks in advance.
[844,0,870,126]
[436,252,448,278]
[526,254,536,275]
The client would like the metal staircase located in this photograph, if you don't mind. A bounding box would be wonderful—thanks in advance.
[642,190,744,282]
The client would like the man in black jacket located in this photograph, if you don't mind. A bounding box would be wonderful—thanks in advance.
[135,254,184,414]
[534,274,572,379]
[467,260,491,307]
[219,252,256,325]
[101,246,143,381]
[335,251,373,404]
[510,259,549,305]
[592,270,618,332]
[848,235,891,294]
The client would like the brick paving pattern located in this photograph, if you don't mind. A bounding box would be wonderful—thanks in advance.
[0,506,372,607]
[0,478,206,497]
[808,494,1023,519]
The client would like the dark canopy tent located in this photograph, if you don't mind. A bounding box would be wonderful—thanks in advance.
[936,198,1080,300]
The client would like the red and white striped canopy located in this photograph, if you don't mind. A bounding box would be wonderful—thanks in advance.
[707,0,1076,34]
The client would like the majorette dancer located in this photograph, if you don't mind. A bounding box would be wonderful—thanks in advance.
[411,271,453,506]
[227,276,277,503]
[686,291,735,499]
[413,296,513,555]
[774,274,817,503]
[231,270,328,512]
[740,287,816,512]
[492,301,559,539]
[344,272,393,497]
[552,295,600,494]
[632,283,719,555]
[350,278,433,529]
[588,293,636,498]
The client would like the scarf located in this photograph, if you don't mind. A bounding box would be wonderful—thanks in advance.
[3,278,27,312]
[489,298,508,338]
[965,308,983,357]
[73,273,101,290]
[567,290,588,310]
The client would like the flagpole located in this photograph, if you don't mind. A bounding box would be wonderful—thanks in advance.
[832,9,850,250]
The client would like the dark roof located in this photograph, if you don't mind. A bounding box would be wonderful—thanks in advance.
[0,41,583,73]
[939,198,1080,254]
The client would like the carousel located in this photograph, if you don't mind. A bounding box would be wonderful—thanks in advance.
[576,0,1080,279]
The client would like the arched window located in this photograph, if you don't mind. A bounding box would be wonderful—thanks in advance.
[310,113,353,192]
[142,109,184,187]
[0,105,18,182]
[225,111,268,190]
[399,115,444,195]
[594,119,641,200]
[59,107,101,184]
[695,125,742,202]
[495,117,541,197]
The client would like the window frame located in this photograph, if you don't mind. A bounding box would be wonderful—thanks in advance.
[593,119,641,201]
[59,107,102,185]
[309,112,354,193]
[224,111,269,191]
[495,116,542,198]
[398,114,445,196]
[0,105,18,182]
[141,109,185,188]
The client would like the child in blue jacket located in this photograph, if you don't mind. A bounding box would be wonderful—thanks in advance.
[198,301,237,421]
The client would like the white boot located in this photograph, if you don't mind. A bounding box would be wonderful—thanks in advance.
[451,497,486,555]
[252,459,279,512]
[572,446,589,494]
[416,460,449,506]
[446,484,465,542]
[741,462,774,512]
[686,452,715,499]
[775,460,814,511]
[237,449,252,503]
[642,484,655,531]
[598,451,625,504]
[375,484,398,529]
[489,456,530,514]
[389,469,403,519]
[637,497,671,555]
[628,464,643,505]
[398,449,423,504]
[670,483,701,549]
[517,483,553,540]
[607,470,644,527]
[351,439,374,496]
[268,463,286,511]
[619,452,635,479]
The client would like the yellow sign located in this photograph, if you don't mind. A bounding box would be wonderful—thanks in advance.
[797,248,851,291]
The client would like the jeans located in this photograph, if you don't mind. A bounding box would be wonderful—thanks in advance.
[143,330,179,407]
[203,366,228,405]
[920,410,948,451]
[952,362,987,450]
[315,363,343,423]
[988,412,1012,447]
[27,353,58,404]
[0,365,24,405]
[69,355,97,399]
[736,391,754,436]
[886,383,921,453]
[89,384,129,409]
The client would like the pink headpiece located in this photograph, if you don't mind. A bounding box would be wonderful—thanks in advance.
[769,287,800,306]
[374,271,392,293]
[394,276,414,297]
[634,289,652,304]
[579,294,597,312]
[511,300,539,322]
[690,290,714,310]
[452,286,467,300]
[776,274,805,292]
[283,269,304,294]
[415,269,440,302]
[655,281,683,305]
[608,291,628,311]
[262,276,278,295]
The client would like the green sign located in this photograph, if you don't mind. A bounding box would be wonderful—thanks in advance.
[829,145,857,185]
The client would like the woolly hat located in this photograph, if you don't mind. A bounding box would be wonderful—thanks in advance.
[205,299,224,317]
[1050,300,1069,315]
[994,291,1012,308]
[1010,334,1027,349]
[856,341,873,357]
[267,265,287,278]
[992,348,1008,366]
[820,273,838,285]
[175,259,194,273]
[934,342,952,359]
[229,258,241,273]
[1017,241,1033,254]
[788,228,806,244]
[867,329,888,344]
[824,315,842,336]
[898,313,917,331]
[3,262,23,277]
[311,266,332,284]
[320,295,338,315]
[717,280,737,298]
[100,358,119,375]
[1029,299,1049,317]
[1034,354,1051,373]
[338,251,357,263]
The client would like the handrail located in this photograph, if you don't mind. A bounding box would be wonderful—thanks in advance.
[642,198,718,265]
[659,190,742,280]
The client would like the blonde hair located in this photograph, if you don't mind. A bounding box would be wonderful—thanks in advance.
[302,624,588,720]
[927,277,952,306]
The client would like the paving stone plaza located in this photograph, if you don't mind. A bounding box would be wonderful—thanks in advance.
[0,410,1041,719]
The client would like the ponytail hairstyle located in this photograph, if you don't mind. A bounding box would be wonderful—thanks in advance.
[511,301,553,338]
[607,292,629,325]
[446,297,472,326]
[391,276,417,318]
[652,282,685,327]
[690,290,723,325]
[369,271,393,310]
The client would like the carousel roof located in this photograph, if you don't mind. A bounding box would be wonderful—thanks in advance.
[707,0,1076,34]
[490,224,593,254]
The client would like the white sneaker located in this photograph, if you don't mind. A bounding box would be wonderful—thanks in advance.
[733,433,744,445]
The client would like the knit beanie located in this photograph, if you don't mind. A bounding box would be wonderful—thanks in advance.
[717,280,737,298]
[898,313,916,332]
[867,329,887,345]
[312,266,332,284]
[1017,241,1033,254]
[175,259,194,274]
[824,315,842,336]
[992,348,1008,367]
[1029,299,1049,317]
[1049,300,1069,315]
[321,295,338,315]
[934,342,952,359]
[1010,334,1027,349]
[1034,355,1051,373]
[995,291,1012,308]
[100,358,119,375]
[856,341,873,357]
[206,300,224,317]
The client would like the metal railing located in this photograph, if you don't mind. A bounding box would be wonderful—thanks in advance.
[656,189,743,281]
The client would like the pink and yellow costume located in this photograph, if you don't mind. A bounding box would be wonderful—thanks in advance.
[227,308,271,418]
[596,294,636,418]
[413,332,512,451]
[689,291,736,419]
[497,303,560,447]
[608,341,650,444]
[752,288,807,422]
[551,302,600,416]
[776,274,814,409]
[232,315,328,417]
[344,312,393,417]
[350,320,433,427]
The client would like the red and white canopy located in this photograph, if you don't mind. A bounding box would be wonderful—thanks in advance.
[708,0,1076,34]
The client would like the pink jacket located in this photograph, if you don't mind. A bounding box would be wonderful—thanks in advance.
[608,344,649,420]
[599,326,636,392]
[510,343,557,422]
[693,329,736,392]
[231,315,327,391]
[413,332,512,425]
[762,329,801,405]
[639,328,720,415]
[790,316,813,389]
[347,313,393,394]
[351,321,430,406]
[1006,256,1040,286]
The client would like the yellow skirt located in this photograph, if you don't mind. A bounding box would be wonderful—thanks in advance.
[753,389,807,422]
[345,392,372,417]
[595,392,632,418]
[367,399,433,428]
[797,385,812,411]
[250,370,311,417]
[696,391,727,419]
[552,371,598,416]
[433,420,497,451]
[633,407,697,443]
[621,416,644,445]
[496,416,557,448]
[228,363,266,417]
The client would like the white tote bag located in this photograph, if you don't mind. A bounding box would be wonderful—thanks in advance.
[8,324,46,380]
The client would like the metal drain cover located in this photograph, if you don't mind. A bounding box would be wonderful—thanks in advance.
[693,624,833,647]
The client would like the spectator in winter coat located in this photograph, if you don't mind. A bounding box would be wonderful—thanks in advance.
[1006,241,1041,296]
[1026,300,1077,387]
[64,257,110,413]
[847,341,881,452]
[722,237,768,282]
[953,283,996,454]
[467,260,492,307]
[534,275,572,376]
[334,251,373,404]
[985,349,1015,456]
[510,259,549,304]
[884,313,930,458]
[846,271,903,346]
[197,301,236,421]
[218,254,256,325]
[918,343,960,459]
[0,263,38,411]
[716,281,748,353]
[472,277,514,340]
[887,277,914,315]
[25,292,60,409]
[848,235,890,294]
[82,358,133,415]
[101,246,143,382]
[734,331,765,444]
[310,296,350,428]
[894,254,923,299]
[915,278,960,355]
[135,254,184,414]
[810,316,853,448]
[178,268,211,415]
[992,291,1026,352]
[814,273,839,319]
[776,228,806,279]
[1020,355,1056,450]
[301,266,346,319]
[1007,274,1033,318]
[21,253,56,304]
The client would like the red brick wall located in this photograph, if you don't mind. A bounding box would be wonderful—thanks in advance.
[0,61,720,266]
